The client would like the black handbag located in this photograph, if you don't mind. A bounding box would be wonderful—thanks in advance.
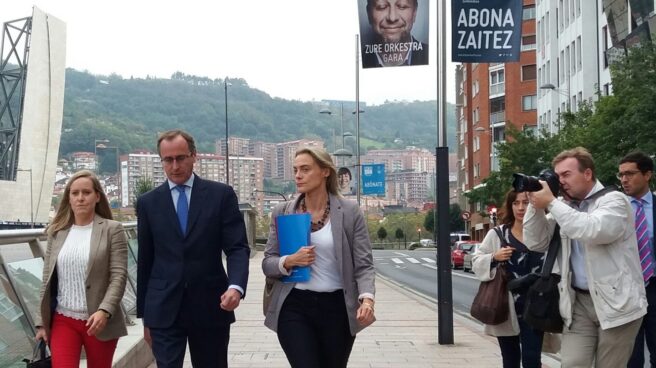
[470,227,510,325]
[522,224,564,333]
[23,340,51,368]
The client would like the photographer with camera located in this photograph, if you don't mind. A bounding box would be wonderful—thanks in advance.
[472,190,547,368]
[523,147,647,368]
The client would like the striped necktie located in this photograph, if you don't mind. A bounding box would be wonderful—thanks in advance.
[176,185,189,235]
[635,199,654,283]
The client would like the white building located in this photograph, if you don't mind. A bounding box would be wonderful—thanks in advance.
[536,0,612,134]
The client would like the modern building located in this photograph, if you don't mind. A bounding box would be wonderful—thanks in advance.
[361,147,436,174]
[386,170,432,207]
[249,141,277,178]
[456,0,539,239]
[217,136,251,157]
[276,139,325,180]
[536,0,612,134]
[70,152,97,171]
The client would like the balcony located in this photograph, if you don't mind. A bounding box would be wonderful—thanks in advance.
[490,111,505,125]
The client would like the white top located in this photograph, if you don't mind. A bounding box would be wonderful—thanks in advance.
[295,221,344,292]
[56,223,93,320]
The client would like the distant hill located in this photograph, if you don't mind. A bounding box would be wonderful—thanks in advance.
[60,69,457,157]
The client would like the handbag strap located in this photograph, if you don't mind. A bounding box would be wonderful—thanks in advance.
[541,224,561,277]
[493,225,508,247]
[32,339,48,361]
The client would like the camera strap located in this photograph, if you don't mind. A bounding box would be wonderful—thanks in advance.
[569,185,617,203]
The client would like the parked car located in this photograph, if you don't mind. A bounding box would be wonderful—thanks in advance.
[450,232,471,247]
[462,243,481,273]
[451,241,478,269]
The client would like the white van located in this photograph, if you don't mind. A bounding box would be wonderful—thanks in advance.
[450,233,471,247]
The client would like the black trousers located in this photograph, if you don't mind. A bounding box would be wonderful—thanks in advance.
[277,288,356,368]
[628,279,656,368]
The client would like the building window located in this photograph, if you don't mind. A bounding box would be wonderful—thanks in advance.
[490,69,505,95]
[522,64,537,81]
[522,95,537,111]
[523,5,536,20]
[521,35,537,51]
[576,36,582,71]
[602,26,609,69]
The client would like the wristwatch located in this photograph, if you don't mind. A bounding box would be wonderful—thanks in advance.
[99,309,112,319]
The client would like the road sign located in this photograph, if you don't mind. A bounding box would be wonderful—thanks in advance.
[461,211,471,220]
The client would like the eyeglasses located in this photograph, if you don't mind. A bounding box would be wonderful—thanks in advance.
[616,170,641,179]
[161,154,191,165]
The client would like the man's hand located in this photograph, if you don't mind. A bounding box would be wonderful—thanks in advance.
[528,180,556,209]
[144,327,152,347]
[220,288,242,311]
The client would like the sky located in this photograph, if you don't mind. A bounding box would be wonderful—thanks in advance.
[2,0,456,106]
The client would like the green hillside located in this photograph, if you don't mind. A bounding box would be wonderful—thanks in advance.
[60,69,457,157]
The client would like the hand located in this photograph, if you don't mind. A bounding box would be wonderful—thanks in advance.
[144,327,152,348]
[220,288,242,311]
[284,245,316,269]
[356,298,375,327]
[493,246,514,262]
[35,327,48,343]
[528,180,556,209]
[86,310,109,336]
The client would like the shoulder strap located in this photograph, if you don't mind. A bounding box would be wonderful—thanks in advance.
[493,225,508,247]
[541,224,561,276]
[586,185,617,201]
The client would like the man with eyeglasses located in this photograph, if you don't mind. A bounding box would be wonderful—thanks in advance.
[620,151,656,368]
[136,129,250,368]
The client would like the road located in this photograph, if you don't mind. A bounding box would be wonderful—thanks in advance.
[373,249,480,315]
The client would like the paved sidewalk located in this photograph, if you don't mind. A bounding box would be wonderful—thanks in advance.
[146,251,559,367]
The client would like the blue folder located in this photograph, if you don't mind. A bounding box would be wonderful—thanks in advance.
[276,213,312,283]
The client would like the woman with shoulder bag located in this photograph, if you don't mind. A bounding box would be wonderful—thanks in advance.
[472,190,545,368]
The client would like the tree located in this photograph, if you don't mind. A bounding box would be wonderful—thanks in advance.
[133,176,154,211]
[424,204,465,234]
[377,227,387,241]
[395,228,404,246]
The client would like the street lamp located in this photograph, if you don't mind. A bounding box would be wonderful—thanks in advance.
[475,126,495,173]
[17,168,33,228]
[224,77,232,185]
[252,189,287,201]
[540,81,570,111]
[417,228,422,241]
[351,109,365,206]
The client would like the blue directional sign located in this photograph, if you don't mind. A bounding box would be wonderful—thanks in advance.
[361,164,385,196]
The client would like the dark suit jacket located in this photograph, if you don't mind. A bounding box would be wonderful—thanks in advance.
[136,175,250,329]
[36,215,128,341]
[262,194,376,336]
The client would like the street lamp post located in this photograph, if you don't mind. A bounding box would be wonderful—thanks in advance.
[224,77,232,185]
[540,80,571,133]
[17,168,33,228]
[252,189,287,201]
[351,109,365,206]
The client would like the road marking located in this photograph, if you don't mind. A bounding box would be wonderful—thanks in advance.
[393,252,410,257]
[422,258,436,263]
[391,258,404,264]
[421,263,437,270]
[379,262,389,265]
[452,271,479,280]
[406,257,420,264]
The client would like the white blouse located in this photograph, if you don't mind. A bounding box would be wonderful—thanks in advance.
[55,223,92,320]
[295,221,344,292]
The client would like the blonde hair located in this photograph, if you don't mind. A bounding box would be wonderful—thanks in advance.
[47,170,113,236]
[295,147,340,196]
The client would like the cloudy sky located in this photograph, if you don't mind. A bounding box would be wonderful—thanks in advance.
[2,0,456,105]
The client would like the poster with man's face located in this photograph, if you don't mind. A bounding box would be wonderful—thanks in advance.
[358,0,430,68]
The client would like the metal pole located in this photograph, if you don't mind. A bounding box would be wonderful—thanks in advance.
[340,103,345,149]
[224,77,230,186]
[29,168,33,228]
[436,0,454,344]
[355,34,361,207]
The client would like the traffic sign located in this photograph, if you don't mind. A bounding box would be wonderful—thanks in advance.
[461,211,471,220]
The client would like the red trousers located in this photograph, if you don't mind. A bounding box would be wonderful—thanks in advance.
[50,313,118,368]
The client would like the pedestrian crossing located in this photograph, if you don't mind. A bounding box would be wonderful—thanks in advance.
[373,253,479,280]
[378,256,437,266]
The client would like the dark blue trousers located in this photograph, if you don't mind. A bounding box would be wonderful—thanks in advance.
[628,280,656,368]
[497,317,544,368]
[277,288,356,368]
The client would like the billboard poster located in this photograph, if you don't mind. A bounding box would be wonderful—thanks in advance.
[357,0,430,68]
[451,0,523,63]
[362,164,385,195]
[338,166,356,196]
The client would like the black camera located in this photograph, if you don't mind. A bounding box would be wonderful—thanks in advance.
[512,169,560,196]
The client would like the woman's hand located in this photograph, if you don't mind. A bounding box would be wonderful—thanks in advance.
[86,310,109,336]
[35,326,48,343]
[284,245,316,270]
[356,298,375,327]
[493,246,514,262]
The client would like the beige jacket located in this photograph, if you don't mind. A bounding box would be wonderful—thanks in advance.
[36,215,128,341]
[262,194,376,336]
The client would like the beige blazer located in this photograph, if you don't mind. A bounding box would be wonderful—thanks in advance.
[262,194,376,336]
[36,215,128,341]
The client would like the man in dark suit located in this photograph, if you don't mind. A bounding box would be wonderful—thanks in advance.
[137,129,250,368]
[621,151,656,368]
[362,0,428,68]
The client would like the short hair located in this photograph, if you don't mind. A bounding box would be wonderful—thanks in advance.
[338,167,352,180]
[620,151,654,173]
[295,147,340,196]
[157,129,197,156]
[47,170,113,236]
[552,147,596,180]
